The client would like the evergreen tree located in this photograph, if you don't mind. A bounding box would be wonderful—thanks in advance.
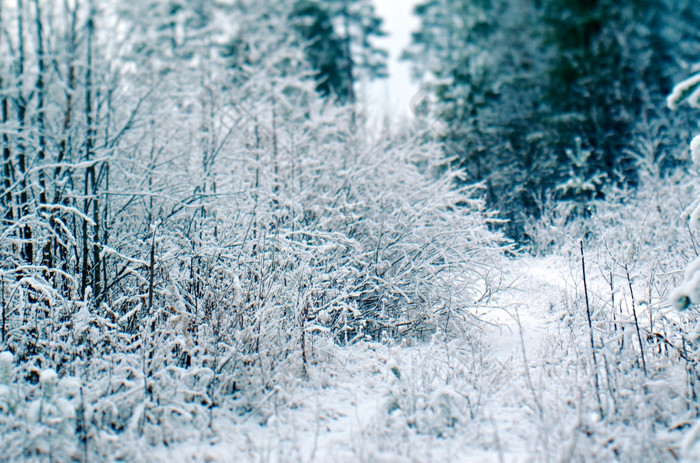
[406,0,689,238]
[290,0,350,102]
[289,0,387,105]
[542,0,670,195]
[405,0,552,237]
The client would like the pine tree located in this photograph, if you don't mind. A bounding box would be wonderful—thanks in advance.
[405,0,552,237]
[289,0,387,105]
[406,0,688,238]
[290,0,350,102]
[542,0,666,192]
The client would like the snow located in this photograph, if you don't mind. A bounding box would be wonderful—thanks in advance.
[1,249,693,461]
[0,0,697,460]
[0,351,12,365]
[148,254,665,462]
[0,227,691,462]
[473,255,568,365]
[667,73,700,110]
[691,135,700,166]
[39,369,58,386]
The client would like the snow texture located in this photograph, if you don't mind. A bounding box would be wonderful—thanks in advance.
[692,135,700,166]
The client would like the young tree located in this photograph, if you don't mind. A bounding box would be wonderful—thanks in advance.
[290,0,349,102]
[0,0,506,456]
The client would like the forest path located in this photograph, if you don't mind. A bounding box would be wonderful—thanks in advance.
[463,254,581,461]
[474,254,574,366]
[271,254,582,463]
[155,255,586,463]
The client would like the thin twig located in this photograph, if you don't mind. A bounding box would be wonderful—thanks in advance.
[580,241,604,417]
[489,413,506,463]
[625,264,647,376]
[513,307,543,417]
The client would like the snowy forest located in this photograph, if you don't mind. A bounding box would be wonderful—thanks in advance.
[1,0,700,461]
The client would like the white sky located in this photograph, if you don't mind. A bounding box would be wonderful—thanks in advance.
[364,0,422,124]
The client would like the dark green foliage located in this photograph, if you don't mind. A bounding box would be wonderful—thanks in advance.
[543,0,670,192]
[289,0,388,104]
[405,0,555,238]
[325,0,388,80]
[290,0,350,102]
[405,0,697,240]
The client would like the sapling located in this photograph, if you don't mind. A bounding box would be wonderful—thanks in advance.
[625,265,647,376]
[580,241,603,418]
[666,74,700,453]
[513,306,543,417]
[670,134,700,343]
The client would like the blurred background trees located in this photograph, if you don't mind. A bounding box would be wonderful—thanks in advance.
[404,0,700,239]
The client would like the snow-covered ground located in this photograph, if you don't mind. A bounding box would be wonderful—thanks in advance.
[141,253,690,462]
[473,255,569,365]
[2,250,689,462]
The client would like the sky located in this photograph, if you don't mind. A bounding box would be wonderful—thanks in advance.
[364,0,422,123]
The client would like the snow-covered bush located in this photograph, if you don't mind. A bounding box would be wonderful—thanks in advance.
[0,1,507,456]
[24,369,77,460]
[0,352,13,415]
[666,127,700,459]
[517,100,700,458]
[671,135,700,317]
[377,334,500,443]
[667,72,700,342]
